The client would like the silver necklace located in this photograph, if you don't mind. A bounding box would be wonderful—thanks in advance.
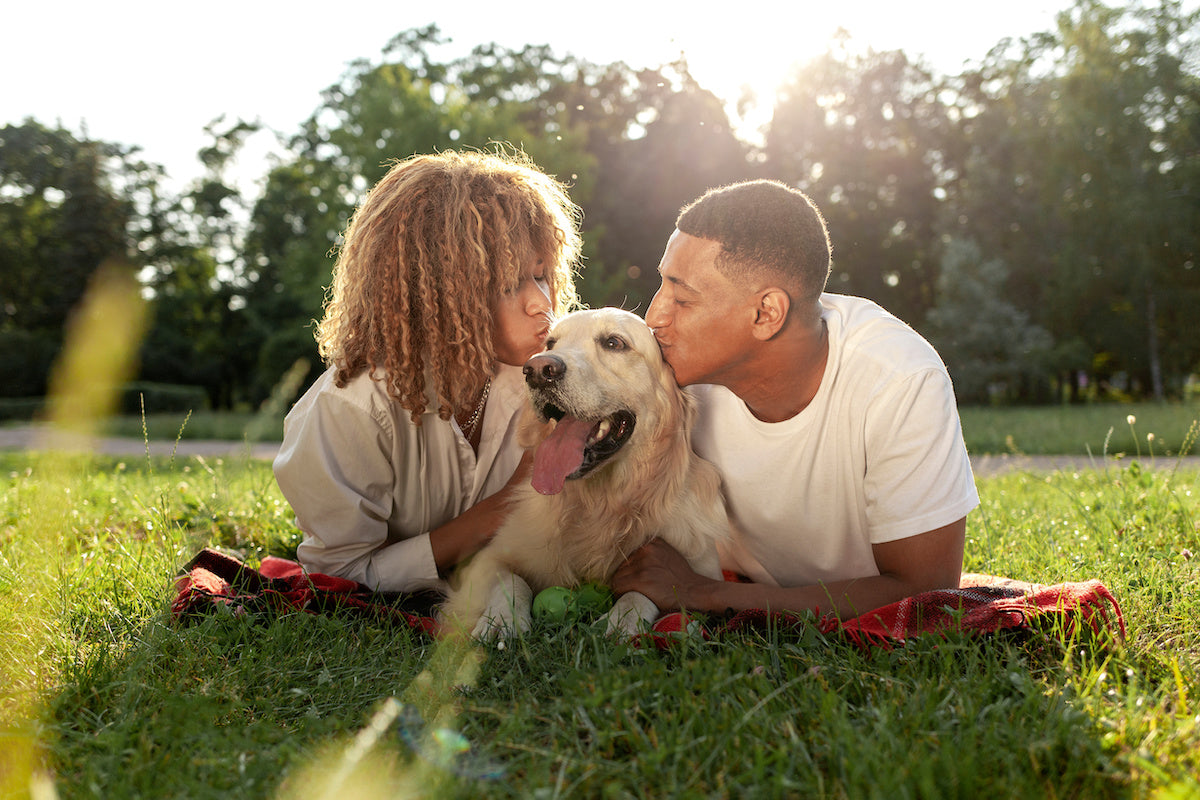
[459,378,491,439]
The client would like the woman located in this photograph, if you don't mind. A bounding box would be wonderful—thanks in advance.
[274,149,582,594]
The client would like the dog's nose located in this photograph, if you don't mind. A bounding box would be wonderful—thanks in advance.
[524,353,566,387]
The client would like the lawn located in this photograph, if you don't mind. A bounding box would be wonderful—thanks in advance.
[1,440,1198,799]
[957,401,1200,457]
[12,398,1198,458]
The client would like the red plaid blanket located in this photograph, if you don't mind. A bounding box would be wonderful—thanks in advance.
[172,548,440,635]
[172,550,1124,648]
[693,573,1125,649]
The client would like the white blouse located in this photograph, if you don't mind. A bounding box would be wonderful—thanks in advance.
[273,364,528,593]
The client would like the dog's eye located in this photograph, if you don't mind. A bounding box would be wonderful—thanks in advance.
[544,338,557,350]
[601,335,627,351]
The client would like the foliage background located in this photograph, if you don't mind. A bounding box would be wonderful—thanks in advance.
[2,0,1198,411]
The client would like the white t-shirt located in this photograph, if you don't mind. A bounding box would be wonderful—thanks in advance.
[691,293,979,589]
[273,364,528,593]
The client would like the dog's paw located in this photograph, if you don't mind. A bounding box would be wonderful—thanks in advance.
[602,591,660,637]
[470,606,531,642]
[470,574,533,643]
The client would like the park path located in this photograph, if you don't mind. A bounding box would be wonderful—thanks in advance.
[0,424,279,462]
[2,424,1198,477]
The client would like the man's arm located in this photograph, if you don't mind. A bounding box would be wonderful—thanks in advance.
[610,517,966,619]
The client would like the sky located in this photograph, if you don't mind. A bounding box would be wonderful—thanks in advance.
[3,0,1068,195]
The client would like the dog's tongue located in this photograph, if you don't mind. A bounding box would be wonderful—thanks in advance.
[531,415,593,495]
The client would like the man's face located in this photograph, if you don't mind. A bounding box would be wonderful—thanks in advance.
[644,230,756,388]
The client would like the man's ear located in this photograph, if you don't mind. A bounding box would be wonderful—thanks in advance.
[750,287,791,341]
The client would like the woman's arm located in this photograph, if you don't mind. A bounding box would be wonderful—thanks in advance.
[428,450,532,575]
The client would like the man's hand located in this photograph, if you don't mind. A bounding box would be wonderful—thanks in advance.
[610,540,714,611]
[611,517,967,619]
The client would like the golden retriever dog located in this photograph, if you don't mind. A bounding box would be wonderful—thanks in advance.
[440,307,727,640]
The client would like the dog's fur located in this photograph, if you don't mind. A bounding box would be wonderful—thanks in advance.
[440,308,728,640]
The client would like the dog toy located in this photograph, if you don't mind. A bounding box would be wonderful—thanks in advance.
[531,582,615,623]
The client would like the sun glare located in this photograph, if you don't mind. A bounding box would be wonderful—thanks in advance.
[649,0,1062,132]
[652,10,846,138]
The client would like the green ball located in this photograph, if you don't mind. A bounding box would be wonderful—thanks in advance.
[531,586,575,622]
[573,582,614,614]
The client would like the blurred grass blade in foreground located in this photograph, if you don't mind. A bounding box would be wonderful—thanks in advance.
[1,260,147,799]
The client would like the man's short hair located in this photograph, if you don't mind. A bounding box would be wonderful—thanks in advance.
[676,180,832,303]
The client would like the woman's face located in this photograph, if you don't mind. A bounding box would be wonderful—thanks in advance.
[492,262,554,367]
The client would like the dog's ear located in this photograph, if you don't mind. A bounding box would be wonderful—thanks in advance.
[650,358,695,441]
[517,403,555,449]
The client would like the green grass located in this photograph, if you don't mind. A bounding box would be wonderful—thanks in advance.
[120,399,1200,456]
[8,399,1198,456]
[2,446,1198,799]
[958,401,1200,457]
[95,411,286,444]
[98,411,283,443]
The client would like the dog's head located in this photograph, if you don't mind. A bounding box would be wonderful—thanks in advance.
[520,307,687,495]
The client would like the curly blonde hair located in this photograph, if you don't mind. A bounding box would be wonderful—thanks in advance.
[316,149,583,423]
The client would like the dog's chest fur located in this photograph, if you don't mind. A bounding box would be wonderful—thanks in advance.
[542,476,681,583]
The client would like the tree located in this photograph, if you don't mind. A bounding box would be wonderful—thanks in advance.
[1046,0,1198,400]
[580,60,753,310]
[12,13,1195,410]
[923,239,1056,403]
[136,119,261,409]
[0,120,136,398]
[450,49,754,309]
[765,42,953,325]
[943,0,1200,400]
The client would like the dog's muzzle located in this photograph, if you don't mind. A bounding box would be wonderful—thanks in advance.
[523,353,636,494]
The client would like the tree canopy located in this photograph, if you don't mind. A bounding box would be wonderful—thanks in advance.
[2,0,1197,411]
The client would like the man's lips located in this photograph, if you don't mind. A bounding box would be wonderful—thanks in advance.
[650,336,677,374]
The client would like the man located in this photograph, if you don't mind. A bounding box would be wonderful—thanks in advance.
[611,180,979,619]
